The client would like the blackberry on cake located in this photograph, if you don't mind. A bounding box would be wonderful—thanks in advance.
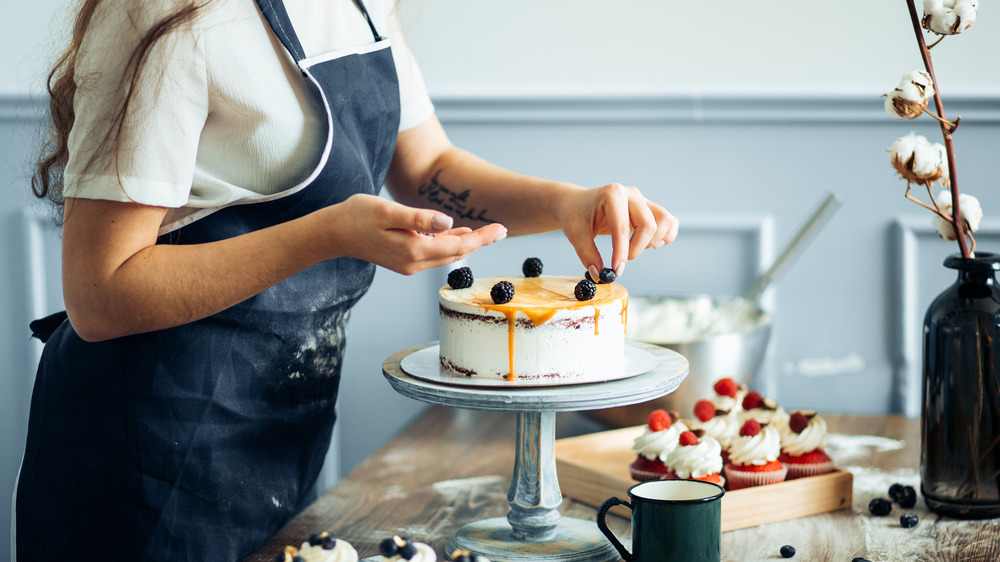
[574,279,596,301]
[522,257,543,277]
[447,267,474,289]
[490,281,514,304]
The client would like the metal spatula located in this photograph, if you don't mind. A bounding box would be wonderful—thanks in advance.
[696,192,842,339]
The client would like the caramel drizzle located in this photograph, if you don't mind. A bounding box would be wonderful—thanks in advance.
[449,277,627,380]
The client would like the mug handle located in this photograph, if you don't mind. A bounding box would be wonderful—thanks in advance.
[596,497,633,562]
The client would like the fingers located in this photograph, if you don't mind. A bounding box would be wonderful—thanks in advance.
[410,223,508,271]
[645,204,678,250]
[601,184,632,275]
[626,193,657,261]
[381,200,455,233]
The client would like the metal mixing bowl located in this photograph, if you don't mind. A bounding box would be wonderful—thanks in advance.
[584,295,772,428]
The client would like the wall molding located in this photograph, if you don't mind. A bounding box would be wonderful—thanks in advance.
[891,217,1000,417]
[5,93,1000,126]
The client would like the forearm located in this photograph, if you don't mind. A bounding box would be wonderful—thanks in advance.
[64,202,331,342]
[395,146,583,235]
[387,117,584,235]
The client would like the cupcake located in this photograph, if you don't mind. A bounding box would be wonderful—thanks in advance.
[779,410,834,479]
[663,429,725,486]
[689,399,738,465]
[275,532,358,562]
[629,410,689,481]
[711,377,748,417]
[377,536,436,561]
[449,549,491,562]
[724,418,787,490]
[738,390,789,431]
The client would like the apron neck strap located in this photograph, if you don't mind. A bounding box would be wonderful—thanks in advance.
[256,0,384,66]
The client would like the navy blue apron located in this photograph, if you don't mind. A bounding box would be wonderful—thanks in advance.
[15,0,400,559]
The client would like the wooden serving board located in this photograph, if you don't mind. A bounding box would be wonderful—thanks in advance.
[555,425,853,532]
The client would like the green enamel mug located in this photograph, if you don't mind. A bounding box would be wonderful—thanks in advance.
[596,479,725,562]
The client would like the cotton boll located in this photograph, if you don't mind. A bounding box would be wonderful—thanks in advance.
[932,190,983,240]
[889,133,947,183]
[923,0,978,35]
[884,72,935,119]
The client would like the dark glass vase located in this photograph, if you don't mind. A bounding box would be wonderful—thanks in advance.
[921,252,1000,518]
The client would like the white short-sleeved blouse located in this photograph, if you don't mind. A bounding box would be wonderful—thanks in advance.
[63,0,435,234]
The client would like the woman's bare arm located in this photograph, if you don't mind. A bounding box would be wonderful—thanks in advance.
[62,195,504,342]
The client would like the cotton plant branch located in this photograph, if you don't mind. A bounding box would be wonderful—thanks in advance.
[904,0,971,258]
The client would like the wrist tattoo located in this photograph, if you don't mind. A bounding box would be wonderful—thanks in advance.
[418,169,496,224]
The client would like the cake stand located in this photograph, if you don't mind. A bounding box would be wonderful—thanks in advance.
[381,341,689,562]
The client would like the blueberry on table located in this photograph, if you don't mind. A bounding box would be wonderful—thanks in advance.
[868,497,893,516]
[852,558,871,562]
[900,512,920,528]
[780,544,796,558]
[890,484,917,508]
[379,538,400,557]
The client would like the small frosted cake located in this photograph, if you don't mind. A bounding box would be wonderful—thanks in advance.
[439,275,627,381]
[738,391,789,431]
[779,410,834,479]
[689,399,738,465]
[724,419,787,490]
[377,536,436,561]
[663,430,725,486]
[629,410,688,481]
[275,532,358,562]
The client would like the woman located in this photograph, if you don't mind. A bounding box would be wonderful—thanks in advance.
[15,0,678,559]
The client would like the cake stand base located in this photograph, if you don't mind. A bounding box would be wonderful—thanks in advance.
[445,517,620,562]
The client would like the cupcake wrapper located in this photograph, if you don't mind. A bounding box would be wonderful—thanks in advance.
[723,464,788,490]
[784,459,834,480]
[630,465,671,482]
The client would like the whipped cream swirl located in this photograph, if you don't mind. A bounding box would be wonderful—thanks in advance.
[632,421,690,461]
[727,424,781,466]
[690,414,738,450]
[780,415,829,457]
[379,542,437,562]
[740,406,789,431]
[298,540,359,562]
[666,436,723,478]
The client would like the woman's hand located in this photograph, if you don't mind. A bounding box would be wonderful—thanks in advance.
[321,194,507,275]
[556,183,679,278]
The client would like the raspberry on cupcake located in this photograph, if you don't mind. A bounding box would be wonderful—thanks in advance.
[738,390,789,431]
[778,410,834,479]
[663,429,725,486]
[629,409,689,482]
[724,418,787,490]
[711,377,748,416]
[688,399,738,465]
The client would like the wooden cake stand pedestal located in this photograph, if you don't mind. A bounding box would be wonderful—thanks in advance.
[382,341,688,562]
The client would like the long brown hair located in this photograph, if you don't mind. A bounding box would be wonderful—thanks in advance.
[32,0,210,214]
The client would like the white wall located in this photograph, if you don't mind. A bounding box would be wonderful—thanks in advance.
[397,0,1000,97]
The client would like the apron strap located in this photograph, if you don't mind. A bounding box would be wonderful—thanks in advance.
[29,310,68,343]
[256,0,384,67]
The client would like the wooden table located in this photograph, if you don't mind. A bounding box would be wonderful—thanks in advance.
[248,408,1000,562]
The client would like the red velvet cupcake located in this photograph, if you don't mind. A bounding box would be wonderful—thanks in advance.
[779,410,834,479]
[629,410,688,481]
[724,419,787,490]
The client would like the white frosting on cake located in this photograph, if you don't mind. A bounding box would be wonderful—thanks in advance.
[298,539,358,562]
[632,420,690,461]
[780,414,829,457]
[665,435,723,479]
[378,542,436,562]
[727,424,782,466]
[439,276,627,381]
